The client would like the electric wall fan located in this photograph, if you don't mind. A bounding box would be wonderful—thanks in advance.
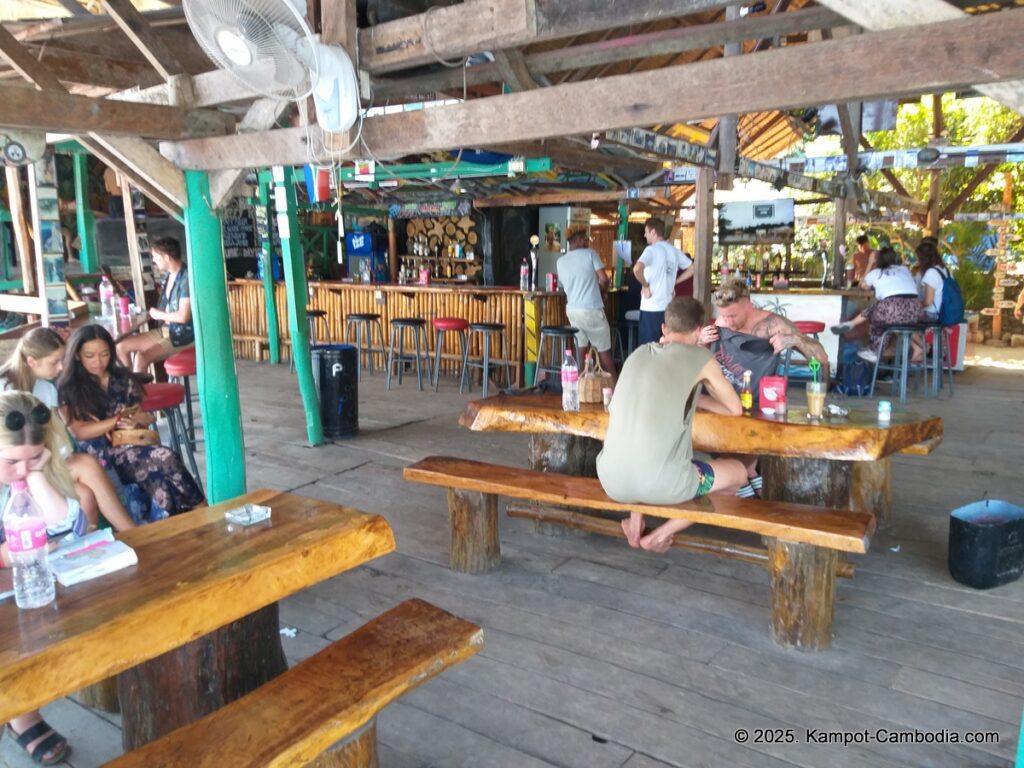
[182,0,359,133]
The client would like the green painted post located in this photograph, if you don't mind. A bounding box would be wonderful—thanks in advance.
[72,154,99,273]
[615,202,629,288]
[183,171,246,502]
[274,165,323,446]
[256,171,281,364]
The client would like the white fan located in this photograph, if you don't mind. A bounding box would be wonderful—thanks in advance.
[183,0,359,133]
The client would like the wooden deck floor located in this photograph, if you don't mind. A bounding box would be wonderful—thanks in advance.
[13,356,1022,768]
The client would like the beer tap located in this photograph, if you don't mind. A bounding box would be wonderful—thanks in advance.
[529,235,540,292]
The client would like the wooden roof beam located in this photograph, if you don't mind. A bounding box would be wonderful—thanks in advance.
[99,0,186,82]
[161,10,1024,171]
[372,5,838,100]
[360,0,744,75]
[816,0,1024,114]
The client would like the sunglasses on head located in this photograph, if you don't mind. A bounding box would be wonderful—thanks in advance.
[5,404,52,432]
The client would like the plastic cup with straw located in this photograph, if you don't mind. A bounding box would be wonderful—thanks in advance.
[806,359,826,419]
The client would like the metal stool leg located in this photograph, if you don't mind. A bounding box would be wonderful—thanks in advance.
[433,329,444,392]
[181,375,196,447]
[355,323,364,382]
[385,328,397,390]
[482,333,492,399]
[458,331,469,394]
[532,332,547,386]
[413,327,424,391]
[898,332,910,404]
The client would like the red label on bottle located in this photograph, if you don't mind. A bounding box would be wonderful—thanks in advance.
[4,518,47,553]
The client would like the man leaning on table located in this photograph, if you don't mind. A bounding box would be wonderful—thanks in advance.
[557,224,615,378]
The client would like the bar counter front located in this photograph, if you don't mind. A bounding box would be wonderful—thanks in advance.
[228,280,574,386]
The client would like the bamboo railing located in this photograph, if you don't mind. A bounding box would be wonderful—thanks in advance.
[227,280,572,386]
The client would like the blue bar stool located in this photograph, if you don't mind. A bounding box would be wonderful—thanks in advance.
[868,324,929,404]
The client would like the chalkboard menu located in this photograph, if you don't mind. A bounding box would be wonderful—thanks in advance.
[223,211,257,259]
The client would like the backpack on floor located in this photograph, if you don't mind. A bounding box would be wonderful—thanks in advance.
[937,267,965,327]
[835,344,872,397]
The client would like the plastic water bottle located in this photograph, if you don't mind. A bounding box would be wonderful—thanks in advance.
[561,349,579,412]
[3,480,55,609]
[519,257,530,291]
[99,276,115,316]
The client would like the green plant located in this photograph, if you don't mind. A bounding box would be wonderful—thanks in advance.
[955,259,995,311]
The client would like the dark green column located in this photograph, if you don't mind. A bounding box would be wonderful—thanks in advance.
[256,171,281,364]
[183,170,246,502]
[72,153,99,273]
[274,165,323,446]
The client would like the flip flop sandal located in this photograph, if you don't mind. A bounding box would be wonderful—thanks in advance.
[6,720,69,765]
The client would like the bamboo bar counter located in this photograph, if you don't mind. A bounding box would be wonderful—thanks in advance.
[228,280,572,385]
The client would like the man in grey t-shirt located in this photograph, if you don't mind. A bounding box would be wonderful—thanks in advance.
[557,225,614,378]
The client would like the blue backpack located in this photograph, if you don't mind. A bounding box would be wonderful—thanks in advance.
[936,267,965,327]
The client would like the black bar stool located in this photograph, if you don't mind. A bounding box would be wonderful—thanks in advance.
[431,317,470,392]
[386,317,431,391]
[290,307,331,374]
[466,322,512,398]
[922,321,955,397]
[345,312,386,381]
[533,325,578,386]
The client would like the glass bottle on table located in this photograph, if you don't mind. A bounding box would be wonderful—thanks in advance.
[740,370,753,414]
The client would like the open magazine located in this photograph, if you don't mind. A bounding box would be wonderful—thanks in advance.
[48,529,138,587]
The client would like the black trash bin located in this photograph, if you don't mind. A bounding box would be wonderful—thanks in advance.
[948,499,1024,589]
[312,344,359,438]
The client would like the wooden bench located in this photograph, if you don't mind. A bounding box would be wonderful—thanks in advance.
[103,599,483,768]
[404,456,876,651]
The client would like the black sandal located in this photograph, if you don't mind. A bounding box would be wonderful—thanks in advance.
[6,720,69,765]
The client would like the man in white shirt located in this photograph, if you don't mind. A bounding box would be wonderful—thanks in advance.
[556,226,614,377]
[633,218,694,344]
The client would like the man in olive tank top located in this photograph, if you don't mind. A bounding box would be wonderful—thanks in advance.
[597,298,750,553]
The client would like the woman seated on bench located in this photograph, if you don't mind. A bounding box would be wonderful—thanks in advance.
[597,297,752,553]
[59,325,204,518]
[0,391,86,765]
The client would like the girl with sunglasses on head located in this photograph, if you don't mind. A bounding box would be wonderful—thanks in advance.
[0,392,82,765]
[58,325,204,518]
[0,329,135,532]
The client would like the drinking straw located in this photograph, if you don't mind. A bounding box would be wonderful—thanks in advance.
[808,358,821,383]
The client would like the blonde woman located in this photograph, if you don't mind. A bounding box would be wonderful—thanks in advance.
[0,392,79,764]
[0,329,135,531]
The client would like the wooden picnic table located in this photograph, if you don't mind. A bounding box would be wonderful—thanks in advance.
[460,393,944,526]
[0,489,395,750]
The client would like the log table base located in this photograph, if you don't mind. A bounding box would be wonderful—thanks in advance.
[117,604,288,751]
[447,488,500,574]
[762,455,891,527]
[309,719,379,768]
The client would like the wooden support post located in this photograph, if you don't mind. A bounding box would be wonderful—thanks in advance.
[387,217,398,284]
[75,677,120,714]
[832,196,847,287]
[120,178,148,313]
[255,171,280,365]
[767,538,837,651]
[72,153,99,273]
[615,202,628,289]
[693,167,715,311]
[312,718,377,768]
[446,488,499,574]
[851,458,891,528]
[183,170,246,503]
[5,167,34,294]
[715,6,740,190]
[926,94,944,236]
[274,165,324,446]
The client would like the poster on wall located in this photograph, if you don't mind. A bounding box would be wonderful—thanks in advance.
[717,199,795,245]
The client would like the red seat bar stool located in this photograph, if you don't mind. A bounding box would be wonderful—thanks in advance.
[141,382,202,491]
[431,317,470,393]
[164,347,196,448]
[782,321,826,380]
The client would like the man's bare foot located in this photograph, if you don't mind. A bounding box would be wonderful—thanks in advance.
[621,513,645,548]
[639,531,674,553]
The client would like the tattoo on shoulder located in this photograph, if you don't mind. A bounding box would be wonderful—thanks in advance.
[751,314,795,339]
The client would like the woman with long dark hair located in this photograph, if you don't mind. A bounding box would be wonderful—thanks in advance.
[915,239,949,322]
[57,325,203,517]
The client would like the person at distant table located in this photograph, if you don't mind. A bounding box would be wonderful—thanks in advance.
[116,237,193,373]
[556,224,615,379]
[633,218,693,345]
[852,234,876,285]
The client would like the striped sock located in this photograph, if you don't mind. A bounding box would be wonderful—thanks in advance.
[749,475,763,491]
[735,483,756,498]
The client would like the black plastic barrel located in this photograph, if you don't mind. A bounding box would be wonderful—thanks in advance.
[312,345,359,439]
[948,499,1024,589]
